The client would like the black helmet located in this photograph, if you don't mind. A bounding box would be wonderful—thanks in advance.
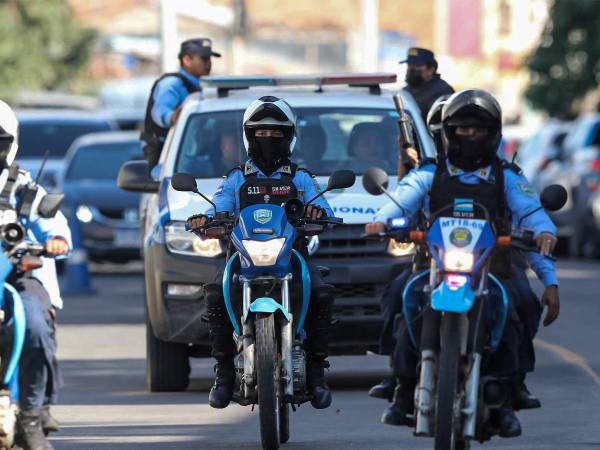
[441,89,502,171]
[426,94,450,153]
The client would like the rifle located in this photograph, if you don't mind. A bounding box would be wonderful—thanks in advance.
[393,94,417,168]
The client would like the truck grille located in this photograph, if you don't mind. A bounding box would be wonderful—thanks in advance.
[334,283,378,298]
[316,225,388,258]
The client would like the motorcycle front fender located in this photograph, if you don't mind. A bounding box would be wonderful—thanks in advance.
[245,297,291,323]
[431,281,475,313]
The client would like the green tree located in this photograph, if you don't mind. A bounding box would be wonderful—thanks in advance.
[0,0,96,99]
[525,0,600,117]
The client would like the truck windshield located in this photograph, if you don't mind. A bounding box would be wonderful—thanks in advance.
[176,107,406,177]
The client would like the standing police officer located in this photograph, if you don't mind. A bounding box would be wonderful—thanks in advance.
[401,47,454,122]
[141,38,221,167]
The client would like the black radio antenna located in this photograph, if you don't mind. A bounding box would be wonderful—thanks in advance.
[34,150,50,185]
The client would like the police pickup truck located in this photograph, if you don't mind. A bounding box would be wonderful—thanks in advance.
[118,74,436,391]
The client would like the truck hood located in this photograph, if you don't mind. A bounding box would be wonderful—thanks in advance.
[63,180,141,209]
[166,175,398,225]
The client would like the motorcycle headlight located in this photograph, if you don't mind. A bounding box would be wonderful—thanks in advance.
[164,221,223,257]
[76,205,94,223]
[443,250,474,273]
[243,238,285,266]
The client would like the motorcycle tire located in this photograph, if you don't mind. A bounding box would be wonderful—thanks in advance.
[256,313,280,450]
[434,313,462,450]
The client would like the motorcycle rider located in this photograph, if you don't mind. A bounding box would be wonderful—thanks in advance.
[0,100,71,450]
[369,95,451,402]
[365,89,559,437]
[187,96,336,410]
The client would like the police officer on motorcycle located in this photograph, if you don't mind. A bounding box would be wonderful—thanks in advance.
[0,101,71,450]
[365,89,559,437]
[187,96,336,410]
[369,95,451,402]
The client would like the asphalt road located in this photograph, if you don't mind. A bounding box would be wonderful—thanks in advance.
[49,259,600,450]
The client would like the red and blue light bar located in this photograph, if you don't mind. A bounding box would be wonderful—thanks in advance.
[201,73,397,89]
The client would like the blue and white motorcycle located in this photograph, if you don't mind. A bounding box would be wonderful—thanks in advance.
[363,168,566,450]
[0,193,63,449]
[171,170,355,450]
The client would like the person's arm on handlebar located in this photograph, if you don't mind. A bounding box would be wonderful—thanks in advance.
[298,170,334,218]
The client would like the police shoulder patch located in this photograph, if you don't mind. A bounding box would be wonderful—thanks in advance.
[516,181,536,197]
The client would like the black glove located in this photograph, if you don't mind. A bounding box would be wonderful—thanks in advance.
[305,205,326,220]
[186,214,209,232]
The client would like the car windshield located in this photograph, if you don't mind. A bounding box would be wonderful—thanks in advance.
[19,120,113,158]
[175,108,406,177]
[65,141,142,180]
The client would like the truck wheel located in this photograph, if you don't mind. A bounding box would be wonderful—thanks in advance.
[255,313,280,450]
[146,317,190,392]
[435,313,462,450]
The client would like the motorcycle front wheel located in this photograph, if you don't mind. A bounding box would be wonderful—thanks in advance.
[434,313,463,450]
[256,313,280,450]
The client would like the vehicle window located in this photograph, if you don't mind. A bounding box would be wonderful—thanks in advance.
[175,108,402,177]
[18,121,113,158]
[65,141,142,180]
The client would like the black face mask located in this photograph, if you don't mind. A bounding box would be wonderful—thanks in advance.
[405,69,425,88]
[250,136,290,175]
[448,134,495,172]
[0,136,13,169]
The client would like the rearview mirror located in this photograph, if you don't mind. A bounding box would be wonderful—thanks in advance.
[362,167,389,196]
[37,193,64,219]
[171,173,198,192]
[540,184,567,212]
[327,170,356,191]
[117,161,160,193]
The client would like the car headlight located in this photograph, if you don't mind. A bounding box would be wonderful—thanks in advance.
[243,238,285,266]
[387,239,415,257]
[443,250,474,272]
[76,205,93,223]
[164,221,223,257]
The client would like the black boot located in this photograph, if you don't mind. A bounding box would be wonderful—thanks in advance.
[205,285,236,409]
[16,411,53,450]
[368,376,396,401]
[513,374,541,410]
[41,406,59,436]
[497,407,522,438]
[305,285,334,409]
[307,360,332,409]
[381,379,415,426]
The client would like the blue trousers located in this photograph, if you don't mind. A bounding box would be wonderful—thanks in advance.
[17,278,59,413]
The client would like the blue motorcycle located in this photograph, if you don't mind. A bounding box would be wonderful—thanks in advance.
[171,170,355,450]
[363,168,566,450]
[0,193,63,449]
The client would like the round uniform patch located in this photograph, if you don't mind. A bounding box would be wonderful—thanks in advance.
[450,227,472,248]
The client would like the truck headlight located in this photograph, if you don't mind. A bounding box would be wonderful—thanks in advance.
[164,221,222,257]
[243,238,285,266]
[443,250,474,272]
[76,205,93,223]
[387,239,415,257]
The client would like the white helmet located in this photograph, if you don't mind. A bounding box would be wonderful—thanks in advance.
[0,100,18,168]
[242,96,297,173]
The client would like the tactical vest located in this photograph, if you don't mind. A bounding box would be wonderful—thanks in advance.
[238,164,300,210]
[429,157,512,277]
[140,73,200,166]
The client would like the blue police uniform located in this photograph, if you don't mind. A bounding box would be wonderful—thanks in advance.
[208,160,333,217]
[9,170,72,413]
[375,160,557,285]
[151,67,201,130]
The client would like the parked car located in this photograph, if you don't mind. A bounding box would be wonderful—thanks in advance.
[16,109,118,191]
[536,114,600,256]
[98,77,155,130]
[118,73,437,391]
[517,120,571,191]
[63,131,143,263]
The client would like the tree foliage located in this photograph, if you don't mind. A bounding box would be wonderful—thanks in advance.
[0,0,96,99]
[525,0,600,117]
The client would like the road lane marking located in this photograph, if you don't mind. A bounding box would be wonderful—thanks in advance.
[535,338,600,386]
